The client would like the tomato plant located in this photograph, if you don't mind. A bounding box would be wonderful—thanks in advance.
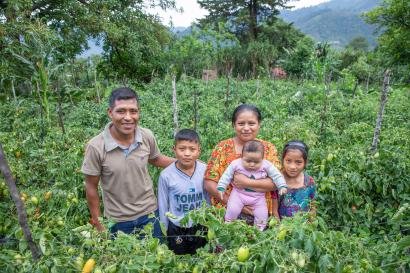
[0,79,408,272]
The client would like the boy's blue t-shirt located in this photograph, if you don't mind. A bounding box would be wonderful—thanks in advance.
[157,161,209,229]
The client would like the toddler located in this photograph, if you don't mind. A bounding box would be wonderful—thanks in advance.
[217,140,287,230]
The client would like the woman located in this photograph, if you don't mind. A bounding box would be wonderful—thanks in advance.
[204,104,281,220]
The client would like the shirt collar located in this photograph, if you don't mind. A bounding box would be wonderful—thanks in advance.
[103,122,142,152]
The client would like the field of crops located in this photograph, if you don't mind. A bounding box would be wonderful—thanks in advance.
[0,78,409,272]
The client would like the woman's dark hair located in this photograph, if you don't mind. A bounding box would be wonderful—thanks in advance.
[109,87,139,108]
[231,104,262,124]
[242,140,264,157]
[282,140,309,162]
[174,129,200,144]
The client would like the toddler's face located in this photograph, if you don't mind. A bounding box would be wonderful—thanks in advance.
[283,149,305,178]
[242,151,263,171]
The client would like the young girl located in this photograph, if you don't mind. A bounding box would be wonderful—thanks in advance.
[217,140,287,230]
[272,140,316,219]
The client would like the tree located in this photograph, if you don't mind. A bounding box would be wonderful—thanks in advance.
[347,36,370,52]
[364,0,410,66]
[197,1,304,77]
[98,11,172,82]
[197,0,292,43]
[282,36,315,78]
[0,0,176,85]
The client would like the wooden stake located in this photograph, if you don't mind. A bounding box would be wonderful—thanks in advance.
[0,143,41,260]
[371,69,391,153]
[365,71,370,95]
[320,70,332,143]
[194,88,198,131]
[56,76,65,135]
[352,79,359,98]
[95,70,101,104]
[11,78,16,102]
[172,75,179,135]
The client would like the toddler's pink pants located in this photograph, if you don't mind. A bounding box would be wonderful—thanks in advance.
[225,187,268,230]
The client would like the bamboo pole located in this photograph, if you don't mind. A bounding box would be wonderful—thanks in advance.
[95,70,101,104]
[370,69,391,153]
[56,76,65,135]
[172,75,179,135]
[320,69,332,143]
[194,88,198,131]
[11,78,16,102]
[365,71,370,95]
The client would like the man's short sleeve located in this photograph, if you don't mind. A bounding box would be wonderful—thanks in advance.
[146,129,160,160]
[81,144,101,176]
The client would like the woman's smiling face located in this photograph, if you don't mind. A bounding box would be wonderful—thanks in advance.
[233,110,261,143]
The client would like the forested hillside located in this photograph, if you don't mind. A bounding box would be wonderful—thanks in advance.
[280,0,381,48]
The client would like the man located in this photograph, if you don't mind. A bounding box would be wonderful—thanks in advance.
[81,87,174,237]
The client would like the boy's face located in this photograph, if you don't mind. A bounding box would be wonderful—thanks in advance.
[173,140,201,169]
[242,151,263,171]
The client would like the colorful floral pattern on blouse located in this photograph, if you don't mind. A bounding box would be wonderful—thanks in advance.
[273,173,316,218]
[205,138,281,215]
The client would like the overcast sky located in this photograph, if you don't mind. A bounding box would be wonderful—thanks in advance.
[148,0,330,27]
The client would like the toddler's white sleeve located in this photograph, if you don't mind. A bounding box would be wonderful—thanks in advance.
[266,161,287,189]
[217,163,235,192]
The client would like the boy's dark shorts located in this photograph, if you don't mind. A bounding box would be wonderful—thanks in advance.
[167,221,207,255]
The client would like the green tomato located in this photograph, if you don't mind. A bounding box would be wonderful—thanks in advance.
[237,246,250,262]
[327,153,334,161]
[14,254,22,260]
[83,239,95,247]
[277,229,287,240]
[106,264,117,273]
[74,255,84,271]
[207,228,215,240]
[343,265,353,273]
[67,247,75,255]
[192,265,199,273]
[297,254,306,268]
[320,165,325,172]
[268,218,279,228]
[31,196,39,205]
[291,251,298,261]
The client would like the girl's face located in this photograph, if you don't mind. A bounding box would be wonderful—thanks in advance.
[233,111,260,143]
[283,149,306,178]
[242,151,264,171]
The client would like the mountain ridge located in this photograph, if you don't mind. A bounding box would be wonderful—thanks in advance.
[280,0,381,48]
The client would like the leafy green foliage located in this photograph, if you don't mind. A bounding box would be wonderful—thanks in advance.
[346,36,370,52]
[197,0,305,77]
[0,78,409,272]
[364,0,410,66]
[0,0,177,86]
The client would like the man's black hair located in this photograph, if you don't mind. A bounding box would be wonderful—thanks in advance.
[242,140,264,157]
[175,129,200,144]
[109,87,139,108]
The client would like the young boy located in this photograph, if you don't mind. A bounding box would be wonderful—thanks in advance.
[158,129,208,255]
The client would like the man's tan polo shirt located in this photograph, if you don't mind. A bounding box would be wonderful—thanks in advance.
[81,123,160,222]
